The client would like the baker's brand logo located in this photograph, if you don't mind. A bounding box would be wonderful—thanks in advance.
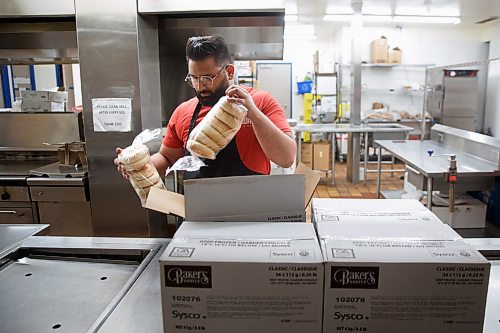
[331,266,379,289]
[165,265,212,288]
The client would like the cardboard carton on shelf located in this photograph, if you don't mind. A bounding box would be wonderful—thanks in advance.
[389,47,402,64]
[370,36,389,64]
[146,164,320,222]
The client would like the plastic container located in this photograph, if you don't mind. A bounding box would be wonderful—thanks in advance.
[297,81,313,94]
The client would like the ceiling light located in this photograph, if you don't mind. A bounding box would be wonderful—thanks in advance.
[323,14,353,22]
[396,7,460,17]
[363,6,392,16]
[325,5,353,15]
[323,14,393,23]
[393,15,461,24]
[284,14,298,23]
[363,15,393,23]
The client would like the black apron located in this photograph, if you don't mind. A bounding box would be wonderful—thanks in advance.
[184,102,262,179]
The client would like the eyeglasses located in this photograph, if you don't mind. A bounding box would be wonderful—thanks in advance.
[185,65,227,88]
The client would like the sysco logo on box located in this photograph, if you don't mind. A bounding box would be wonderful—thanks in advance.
[165,265,212,288]
[331,266,379,289]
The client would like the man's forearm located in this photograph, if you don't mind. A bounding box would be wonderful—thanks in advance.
[150,152,170,178]
[249,107,296,168]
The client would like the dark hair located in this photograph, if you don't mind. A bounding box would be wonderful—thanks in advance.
[186,35,232,65]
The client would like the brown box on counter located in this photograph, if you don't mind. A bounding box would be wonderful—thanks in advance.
[313,142,331,171]
[301,142,314,168]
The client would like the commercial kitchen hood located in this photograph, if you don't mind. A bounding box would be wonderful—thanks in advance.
[0,19,78,65]
[157,14,285,61]
[143,0,285,61]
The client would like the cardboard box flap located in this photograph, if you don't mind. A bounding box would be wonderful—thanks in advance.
[184,174,305,219]
[145,187,185,218]
[295,163,321,208]
[146,164,319,220]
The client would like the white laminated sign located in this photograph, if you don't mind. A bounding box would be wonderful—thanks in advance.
[92,98,132,132]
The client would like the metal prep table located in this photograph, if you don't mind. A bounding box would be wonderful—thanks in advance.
[374,124,500,209]
[0,224,48,258]
[294,123,413,184]
[0,226,169,333]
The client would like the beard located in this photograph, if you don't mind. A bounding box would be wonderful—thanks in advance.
[195,81,229,107]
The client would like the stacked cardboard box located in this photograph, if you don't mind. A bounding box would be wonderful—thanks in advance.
[313,198,490,333]
[160,222,324,333]
[21,90,68,112]
[301,143,314,169]
[311,198,441,224]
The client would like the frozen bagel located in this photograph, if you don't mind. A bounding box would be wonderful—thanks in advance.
[211,117,235,137]
[118,144,150,171]
[132,179,163,202]
[197,131,220,152]
[128,161,156,180]
[132,170,161,188]
[186,139,216,160]
[213,107,241,129]
[202,126,227,147]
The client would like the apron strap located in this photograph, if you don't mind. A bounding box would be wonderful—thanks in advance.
[184,102,203,155]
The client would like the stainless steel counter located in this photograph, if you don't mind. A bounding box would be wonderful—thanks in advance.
[374,140,498,177]
[0,224,48,257]
[294,123,413,133]
[294,123,413,184]
[0,234,169,333]
[1,232,499,332]
[374,139,500,209]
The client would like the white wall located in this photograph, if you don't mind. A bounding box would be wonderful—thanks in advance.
[283,23,338,121]
[33,65,57,90]
[282,22,490,122]
[483,23,500,137]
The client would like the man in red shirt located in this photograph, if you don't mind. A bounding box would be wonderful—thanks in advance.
[116,35,295,179]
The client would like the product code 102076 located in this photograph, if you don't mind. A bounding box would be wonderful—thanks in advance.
[172,296,201,302]
[336,297,366,303]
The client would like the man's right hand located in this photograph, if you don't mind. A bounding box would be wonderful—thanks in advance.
[114,147,129,179]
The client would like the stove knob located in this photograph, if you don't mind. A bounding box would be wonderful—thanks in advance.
[1,192,10,200]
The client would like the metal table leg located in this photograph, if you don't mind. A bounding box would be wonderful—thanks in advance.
[331,133,336,185]
[296,131,301,165]
[427,177,433,210]
[364,132,368,184]
[376,146,382,198]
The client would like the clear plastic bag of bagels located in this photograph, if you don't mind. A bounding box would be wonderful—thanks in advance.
[116,128,167,206]
[186,96,247,160]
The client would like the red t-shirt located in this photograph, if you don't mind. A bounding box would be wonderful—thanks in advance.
[162,86,291,175]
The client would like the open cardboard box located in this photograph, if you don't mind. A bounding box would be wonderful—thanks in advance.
[145,163,320,222]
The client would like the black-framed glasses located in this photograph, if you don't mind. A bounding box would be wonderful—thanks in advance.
[185,65,227,88]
